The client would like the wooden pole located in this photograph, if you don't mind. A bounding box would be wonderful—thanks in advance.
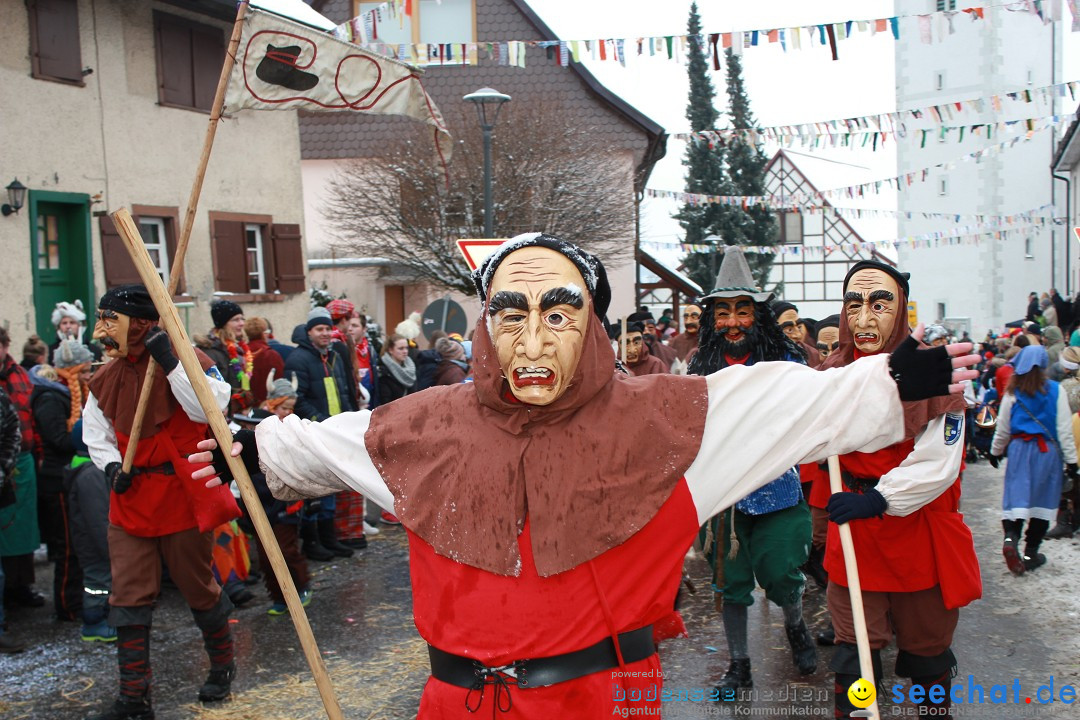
[122,0,250,473]
[827,455,880,720]
[111,208,344,720]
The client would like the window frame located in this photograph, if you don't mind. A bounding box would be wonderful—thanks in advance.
[245,223,267,294]
[137,217,172,286]
[27,0,85,86]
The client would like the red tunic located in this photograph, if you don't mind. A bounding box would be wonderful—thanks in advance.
[409,479,701,718]
[801,461,831,509]
[110,408,239,537]
[825,441,981,609]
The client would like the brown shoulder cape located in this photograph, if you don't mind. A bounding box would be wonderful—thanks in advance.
[89,340,217,439]
[818,286,964,438]
[365,314,708,577]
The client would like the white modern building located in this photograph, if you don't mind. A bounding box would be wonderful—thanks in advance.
[894,0,1063,334]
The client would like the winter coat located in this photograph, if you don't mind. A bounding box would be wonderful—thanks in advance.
[378,357,414,404]
[284,324,357,422]
[0,387,19,497]
[414,349,441,391]
[248,338,284,407]
[434,359,468,386]
[64,458,111,574]
[195,333,240,391]
[30,375,76,492]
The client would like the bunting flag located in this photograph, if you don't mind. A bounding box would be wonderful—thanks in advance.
[646,203,1058,225]
[331,0,1074,68]
[648,115,1071,206]
[225,7,451,172]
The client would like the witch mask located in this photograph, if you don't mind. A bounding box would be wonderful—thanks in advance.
[843,269,900,354]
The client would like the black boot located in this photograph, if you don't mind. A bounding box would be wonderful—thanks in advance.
[716,658,752,693]
[1023,518,1050,572]
[87,625,153,719]
[831,643,882,720]
[816,626,835,646]
[300,522,334,562]
[911,672,953,716]
[317,518,354,558]
[1002,520,1025,575]
[255,44,319,91]
[1045,506,1075,540]
[896,648,956,716]
[802,545,828,591]
[785,620,818,675]
[193,597,236,703]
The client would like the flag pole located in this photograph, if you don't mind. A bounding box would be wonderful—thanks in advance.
[121,0,251,475]
[827,455,880,720]
[111,208,345,720]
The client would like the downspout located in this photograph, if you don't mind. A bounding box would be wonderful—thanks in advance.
[1053,171,1071,296]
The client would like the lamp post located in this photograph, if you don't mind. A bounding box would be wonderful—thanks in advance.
[463,88,511,238]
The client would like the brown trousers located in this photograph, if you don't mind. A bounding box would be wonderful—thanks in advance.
[108,525,221,613]
[810,505,829,549]
[255,524,309,604]
[827,582,958,656]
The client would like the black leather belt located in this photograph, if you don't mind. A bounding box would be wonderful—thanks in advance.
[841,470,879,494]
[429,625,655,713]
[133,462,175,476]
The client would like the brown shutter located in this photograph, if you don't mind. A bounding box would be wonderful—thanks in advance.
[155,13,194,107]
[163,210,186,295]
[28,0,83,83]
[212,220,249,293]
[270,224,306,294]
[191,25,225,111]
[99,216,142,288]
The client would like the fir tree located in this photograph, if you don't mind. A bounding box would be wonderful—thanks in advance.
[673,3,731,293]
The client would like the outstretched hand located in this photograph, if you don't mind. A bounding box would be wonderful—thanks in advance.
[188,429,258,487]
[889,324,980,401]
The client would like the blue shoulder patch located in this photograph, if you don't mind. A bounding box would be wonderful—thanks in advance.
[944,412,964,446]
[205,365,225,383]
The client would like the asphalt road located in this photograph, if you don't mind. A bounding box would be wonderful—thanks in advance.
[1,457,1077,719]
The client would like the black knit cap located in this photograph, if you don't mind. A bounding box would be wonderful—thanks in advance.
[211,300,243,329]
[627,310,655,324]
[817,313,840,329]
[771,301,798,317]
[99,284,158,321]
[843,260,910,297]
[474,233,612,320]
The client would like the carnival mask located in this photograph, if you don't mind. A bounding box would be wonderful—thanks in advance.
[93,309,153,359]
[777,308,803,344]
[816,326,840,357]
[487,246,590,405]
[713,295,756,356]
[844,269,899,354]
[683,305,702,334]
[621,331,644,365]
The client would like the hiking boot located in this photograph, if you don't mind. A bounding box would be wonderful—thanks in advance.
[317,518,354,558]
[785,620,818,675]
[197,661,235,702]
[85,696,154,720]
[1003,538,1025,575]
[1023,553,1047,571]
[82,620,118,643]
[716,658,753,693]
[267,588,312,616]
[1045,510,1075,540]
[0,631,26,653]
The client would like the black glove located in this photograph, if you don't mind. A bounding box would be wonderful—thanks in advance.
[143,326,178,373]
[1068,463,1079,481]
[206,429,260,484]
[105,461,136,495]
[988,454,1002,470]
[827,488,887,524]
[888,336,952,401]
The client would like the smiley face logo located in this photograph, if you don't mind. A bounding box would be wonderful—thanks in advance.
[847,677,876,708]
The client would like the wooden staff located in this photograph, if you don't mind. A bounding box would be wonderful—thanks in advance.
[122,0,250,474]
[111,209,344,720]
[827,455,879,720]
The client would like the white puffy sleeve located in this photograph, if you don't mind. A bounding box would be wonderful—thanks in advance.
[255,410,394,511]
[1057,389,1078,465]
[876,413,963,517]
[687,354,906,523]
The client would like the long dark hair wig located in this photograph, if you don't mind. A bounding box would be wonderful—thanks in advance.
[688,298,807,375]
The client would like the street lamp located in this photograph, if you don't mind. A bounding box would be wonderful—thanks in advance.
[463,87,511,238]
[2,179,27,217]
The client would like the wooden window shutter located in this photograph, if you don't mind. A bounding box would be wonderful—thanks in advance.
[191,25,225,111]
[212,220,249,293]
[162,211,186,295]
[155,13,194,107]
[99,216,143,288]
[270,224,306,294]
[28,0,83,83]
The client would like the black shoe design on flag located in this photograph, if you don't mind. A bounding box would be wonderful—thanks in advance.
[256,44,319,91]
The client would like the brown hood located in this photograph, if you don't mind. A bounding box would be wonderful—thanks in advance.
[366,309,708,576]
[819,285,963,438]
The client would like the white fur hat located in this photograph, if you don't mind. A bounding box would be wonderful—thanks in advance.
[51,300,86,328]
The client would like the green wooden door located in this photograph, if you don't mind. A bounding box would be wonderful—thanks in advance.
[30,192,95,341]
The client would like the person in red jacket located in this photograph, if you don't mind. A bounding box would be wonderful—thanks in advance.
[82,285,241,720]
[819,262,981,719]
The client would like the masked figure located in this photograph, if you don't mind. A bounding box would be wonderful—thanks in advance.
[815,315,840,359]
[773,301,822,368]
[626,310,677,370]
[818,261,981,719]
[669,304,702,362]
[616,321,667,377]
[686,249,817,692]
[83,285,240,720]
[194,235,971,720]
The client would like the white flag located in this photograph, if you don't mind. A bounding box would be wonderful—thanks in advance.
[225,8,451,163]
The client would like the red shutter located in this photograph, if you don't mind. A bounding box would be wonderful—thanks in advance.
[270,224,306,294]
[99,216,143,288]
[212,220,249,293]
[191,25,225,111]
[29,0,83,83]
[155,13,194,107]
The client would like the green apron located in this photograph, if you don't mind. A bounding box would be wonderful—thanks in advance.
[0,452,41,556]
